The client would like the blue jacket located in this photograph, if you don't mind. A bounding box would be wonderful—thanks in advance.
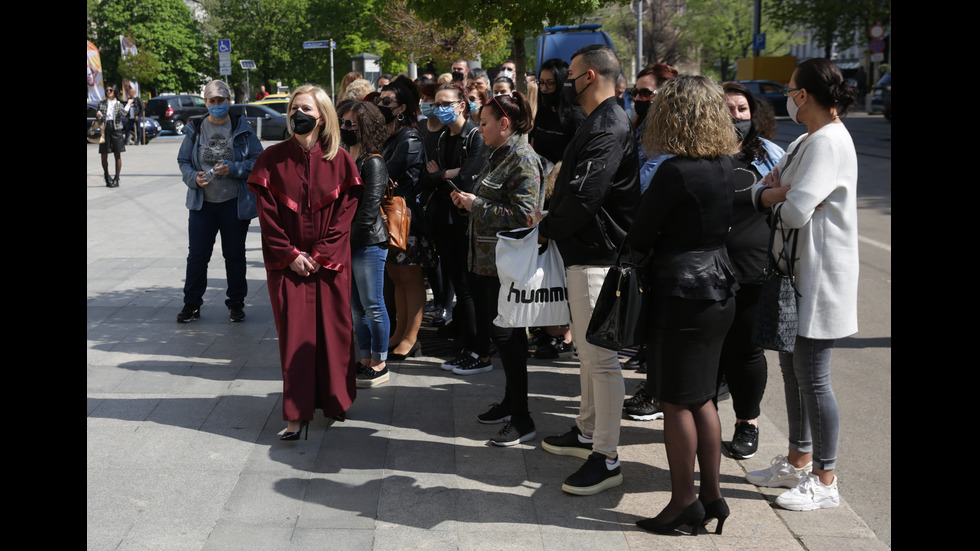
[177,115,263,220]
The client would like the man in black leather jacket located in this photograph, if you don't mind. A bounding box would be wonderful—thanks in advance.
[538,44,640,496]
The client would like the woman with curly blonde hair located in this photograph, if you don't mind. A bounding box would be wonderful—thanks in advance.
[342,78,375,102]
[631,75,740,535]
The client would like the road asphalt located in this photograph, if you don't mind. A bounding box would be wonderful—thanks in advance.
[87,137,889,550]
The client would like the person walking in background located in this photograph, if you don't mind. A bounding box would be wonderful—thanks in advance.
[630,75,740,535]
[338,100,392,389]
[96,84,133,188]
[256,85,270,100]
[175,80,262,324]
[715,81,786,460]
[746,58,859,512]
[247,84,363,441]
[537,44,640,496]
[450,91,544,445]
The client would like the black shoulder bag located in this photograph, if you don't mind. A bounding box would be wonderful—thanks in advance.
[752,202,801,353]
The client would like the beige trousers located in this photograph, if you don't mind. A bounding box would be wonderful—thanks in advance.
[565,265,625,458]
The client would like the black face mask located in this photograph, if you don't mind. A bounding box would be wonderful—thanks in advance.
[562,73,589,107]
[340,128,358,146]
[290,110,319,135]
[733,118,753,142]
[633,100,652,123]
[378,105,396,124]
[541,90,561,108]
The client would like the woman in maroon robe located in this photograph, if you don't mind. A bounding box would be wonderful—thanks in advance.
[247,84,363,440]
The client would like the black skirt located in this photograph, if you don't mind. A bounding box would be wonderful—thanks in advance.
[98,122,126,154]
[646,294,735,405]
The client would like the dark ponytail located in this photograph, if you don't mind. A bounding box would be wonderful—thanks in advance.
[480,91,534,134]
[794,58,858,117]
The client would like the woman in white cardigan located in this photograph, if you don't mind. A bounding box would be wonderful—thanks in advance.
[745,58,858,512]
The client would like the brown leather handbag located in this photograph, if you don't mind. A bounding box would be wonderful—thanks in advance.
[380,177,411,252]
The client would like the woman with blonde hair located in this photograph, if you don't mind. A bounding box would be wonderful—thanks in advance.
[247,84,363,440]
[630,75,740,535]
[342,78,375,102]
[338,71,363,101]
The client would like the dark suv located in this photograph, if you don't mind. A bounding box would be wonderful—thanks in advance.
[145,94,208,134]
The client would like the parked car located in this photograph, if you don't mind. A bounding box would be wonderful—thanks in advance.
[189,103,290,141]
[145,94,208,134]
[870,72,891,121]
[736,80,789,116]
[253,98,289,114]
[87,101,161,143]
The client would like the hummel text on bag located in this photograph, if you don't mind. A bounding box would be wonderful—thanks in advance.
[506,281,568,304]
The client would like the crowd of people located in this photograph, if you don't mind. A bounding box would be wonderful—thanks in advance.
[168,49,860,530]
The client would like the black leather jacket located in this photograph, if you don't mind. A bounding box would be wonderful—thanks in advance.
[539,96,641,267]
[351,154,390,249]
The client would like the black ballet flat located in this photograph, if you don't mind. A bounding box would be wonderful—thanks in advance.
[389,341,421,360]
[700,497,730,535]
[280,420,309,441]
[636,499,705,536]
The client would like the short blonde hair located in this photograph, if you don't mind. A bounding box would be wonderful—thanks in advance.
[288,84,340,161]
[342,78,374,101]
[642,75,738,159]
[437,72,453,85]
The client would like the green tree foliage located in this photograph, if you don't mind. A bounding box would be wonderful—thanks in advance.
[764,0,891,59]
[408,0,625,92]
[676,0,798,81]
[88,0,209,96]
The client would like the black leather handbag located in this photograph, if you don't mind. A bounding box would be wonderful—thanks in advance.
[585,245,650,352]
[753,203,801,353]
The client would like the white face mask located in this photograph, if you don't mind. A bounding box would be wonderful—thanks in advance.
[786,91,805,124]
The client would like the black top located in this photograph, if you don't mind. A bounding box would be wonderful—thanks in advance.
[725,155,769,284]
[630,156,739,300]
[351,154,390,249]
[538,96,640,267]
[530,105,586,164]
[418,119,486,225]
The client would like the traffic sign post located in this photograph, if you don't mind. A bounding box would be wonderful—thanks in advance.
[303,39,337,99]
[218,39,231,77]
[240,60,256,102]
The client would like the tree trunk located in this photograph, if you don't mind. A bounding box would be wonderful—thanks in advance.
[513,30,528,94]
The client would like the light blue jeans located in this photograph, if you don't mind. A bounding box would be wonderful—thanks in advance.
[779,336,839,471]
[351,245,390,362]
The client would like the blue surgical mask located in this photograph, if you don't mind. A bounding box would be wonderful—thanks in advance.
[433,104,459,125]
[469,101,479,114]
[420,102,434,118]
[207,103,229,119]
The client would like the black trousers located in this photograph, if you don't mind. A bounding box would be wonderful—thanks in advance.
[469,272,530,417]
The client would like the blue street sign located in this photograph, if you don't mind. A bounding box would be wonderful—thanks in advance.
[303,40,330,49]
[753,33,766,51]
[218,39,231,53]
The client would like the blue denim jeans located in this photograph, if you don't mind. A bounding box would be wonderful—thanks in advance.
[351,244,390,362]
[779,336,839,471]
[183,199,250,307]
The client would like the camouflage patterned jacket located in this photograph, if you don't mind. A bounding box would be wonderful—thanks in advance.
[467,133,546,276]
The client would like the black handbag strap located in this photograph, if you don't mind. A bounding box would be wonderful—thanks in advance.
[765,204,801,295]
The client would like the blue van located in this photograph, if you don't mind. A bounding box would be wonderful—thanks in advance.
[535,24,615,76]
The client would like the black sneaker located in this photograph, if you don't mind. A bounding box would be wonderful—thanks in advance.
[440,353,469,372]
[534,337,574,360]
[728,421,759,459]
[177,304,200,323]
[452,353,493,375]
[490,417,537,447]
[561,452,624,495]
[541,426,593,460]
[356,364,390,388]
[623,382,664,421]
[477,402,511,424]
[228,302,245,322]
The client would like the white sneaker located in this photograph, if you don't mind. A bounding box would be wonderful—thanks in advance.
[746,454,812,488]
[775,473,840,511]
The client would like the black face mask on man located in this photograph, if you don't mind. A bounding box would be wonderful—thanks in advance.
[562,72,590,107]
[290,110,319,135]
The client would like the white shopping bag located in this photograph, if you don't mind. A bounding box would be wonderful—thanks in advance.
[493,225,570,328]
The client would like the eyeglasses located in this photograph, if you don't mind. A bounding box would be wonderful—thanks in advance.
[338,118,358,130]
[630,87,657,100]
[782,87,802,96]
[433,100,462,108]
[538,79,557,90]
[374,96,400,107]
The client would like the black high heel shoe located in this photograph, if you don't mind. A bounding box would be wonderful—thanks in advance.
[700,497,730,535]
[636,499,705,536]
[280,420,310,441]
[388,340,421,360]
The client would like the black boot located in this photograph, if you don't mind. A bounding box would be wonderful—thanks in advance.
[111,174,120,188]
[104,173,113,187]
